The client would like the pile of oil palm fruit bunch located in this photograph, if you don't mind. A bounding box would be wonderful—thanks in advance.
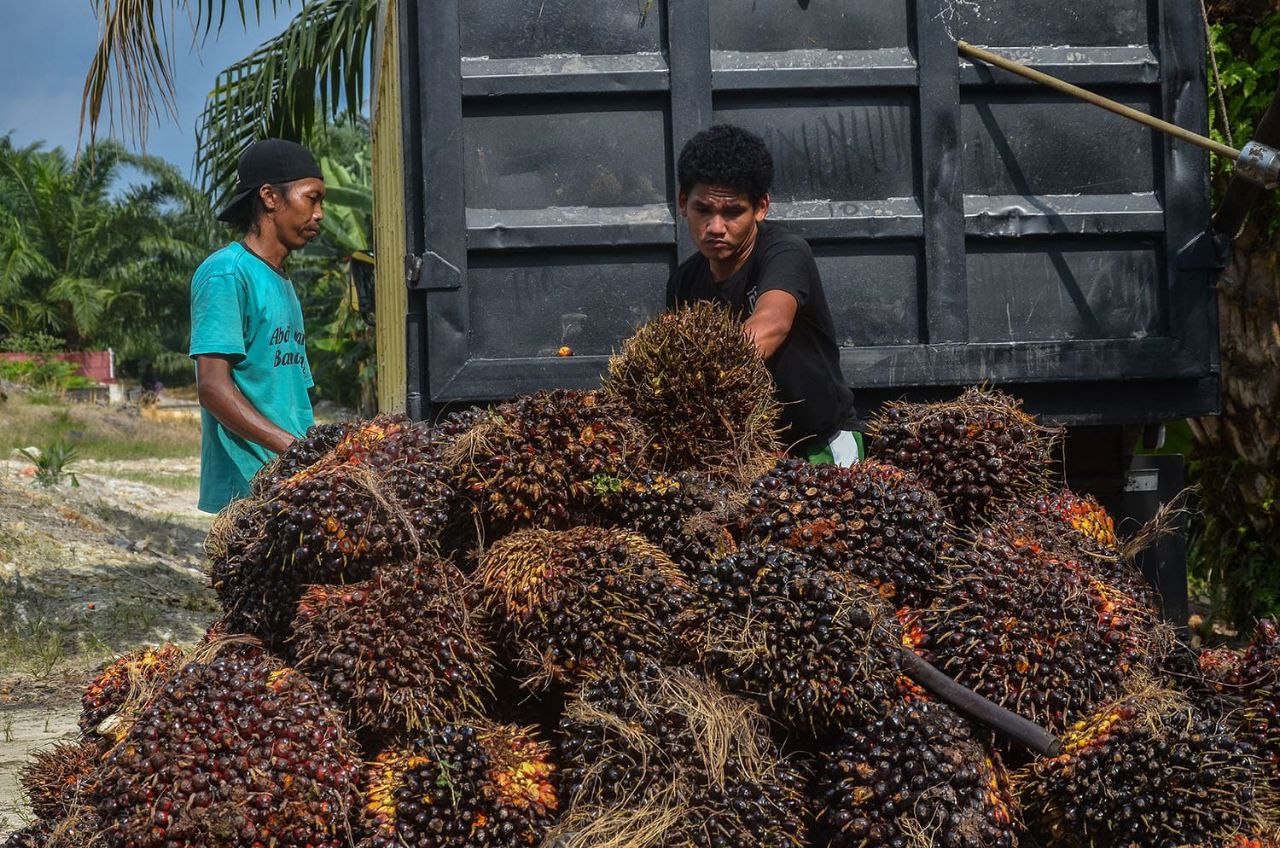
[8,303,1279,848]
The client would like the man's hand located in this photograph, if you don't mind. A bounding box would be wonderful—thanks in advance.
[743,290,799,360]
[196,355,297,454]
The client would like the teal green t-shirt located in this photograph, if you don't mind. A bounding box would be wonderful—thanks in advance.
[189,242,314,513]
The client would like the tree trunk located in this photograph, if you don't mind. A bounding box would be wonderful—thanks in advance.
[1188,220,1280,619]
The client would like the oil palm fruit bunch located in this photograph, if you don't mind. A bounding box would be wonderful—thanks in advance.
[1197,622,1280,782]
[1032,489,1117,550]
[916,527,1155,736]
[251,420,354,497]
[692,544,903,731]
[602,301,783,481]
[479,527,695,688]
[591,470,740,566]
[867,387,1060,526]
[268,414,452,580]
[555,665,807,848]
[79,644,184,740]
[1239,621,1280,778]
[1019,683,1276,848]
[360,721,557,848]
[999,490,1159,611]
[741,458,947,608]
[19,740,103,823]
[444,389,641,533]
[91,643,361,848]
[212,418,453,648]
[289,559,494,738]
[814,693,1019,848]
[2,823,51,848]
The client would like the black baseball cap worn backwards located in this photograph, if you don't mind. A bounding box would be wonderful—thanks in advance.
[216,139,324,223]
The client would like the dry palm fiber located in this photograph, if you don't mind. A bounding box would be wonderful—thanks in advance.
[691,543,903,731]
[360,721,557,848]
[1018,680,1277,848]
[914,526,1160,737]
[91,641,361,848]
[250,420,355,497]
[602,302,783,481]
[444,389,643,535]
[19,740,103,822]
[867,387,1061,527]
[740,458,948,608]
[814,692,1019,848]
[479,527,695,689]
[79,644,184,740]
[289,558,494,738]
[554,665,807,848]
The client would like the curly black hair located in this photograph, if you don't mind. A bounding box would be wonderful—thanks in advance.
[677,124,774,205]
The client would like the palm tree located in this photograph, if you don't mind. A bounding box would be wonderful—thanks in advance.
[0,135,221,374]
[81,0,376,193]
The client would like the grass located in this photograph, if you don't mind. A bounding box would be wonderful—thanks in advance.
[107,470,201,491]
[0,394,200,461]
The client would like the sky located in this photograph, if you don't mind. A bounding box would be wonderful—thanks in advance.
[0,0,291,183]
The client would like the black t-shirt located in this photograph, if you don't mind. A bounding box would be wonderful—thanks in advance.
[666,222,857,447]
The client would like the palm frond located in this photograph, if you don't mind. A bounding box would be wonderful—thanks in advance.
[195,0,377,195]
[79,0,285,150]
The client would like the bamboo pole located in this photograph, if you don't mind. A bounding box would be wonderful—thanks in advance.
[957,41,1242,162]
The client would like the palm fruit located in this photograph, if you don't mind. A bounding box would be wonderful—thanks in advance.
[815,693,1018,848]
[91,643,361,848]
[479,527,695,688]
[867,387,1060,526]
[741,458,947,608]
[360,721,557,848]
[916,527,1156,736]
[1033,489,1117,549]
[602,301,783,481]
[692,544,903,731]
[2,823,51,848]
[999,490,1159,610]
[555,665,807,848]
[19,740,103,822]
[211,416,455,648]
[1019,683,1276,848]
[591,470,741,568]
[251,420,354,497]
[444,389,641,534]
[79,644,184,740]
[268,415,454,579]
[1195,622,1280,783]
[289,559,494,737]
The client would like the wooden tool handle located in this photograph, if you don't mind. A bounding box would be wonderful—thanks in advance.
[957,41,1242,162]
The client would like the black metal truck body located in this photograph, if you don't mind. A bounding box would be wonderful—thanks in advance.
[393,0,1217,428]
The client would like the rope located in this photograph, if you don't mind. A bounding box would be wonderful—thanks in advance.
[1201,0,1236,151]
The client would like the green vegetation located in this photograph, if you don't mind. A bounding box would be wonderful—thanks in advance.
[17,439,81,488]
[1208,12,1280,232]
[0,137,219,385]
[0,395,200,462]
[1188,10,1280,628]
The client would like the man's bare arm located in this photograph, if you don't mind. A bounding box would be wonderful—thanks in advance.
[743,290,799,360]
[196,355,296,453]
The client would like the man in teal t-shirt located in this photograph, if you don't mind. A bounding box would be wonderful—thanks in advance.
[190,139,327,513]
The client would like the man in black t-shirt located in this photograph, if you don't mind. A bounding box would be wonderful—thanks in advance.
[666,124,862,466]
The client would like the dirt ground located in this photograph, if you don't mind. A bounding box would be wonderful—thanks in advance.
[0,454,216,836]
